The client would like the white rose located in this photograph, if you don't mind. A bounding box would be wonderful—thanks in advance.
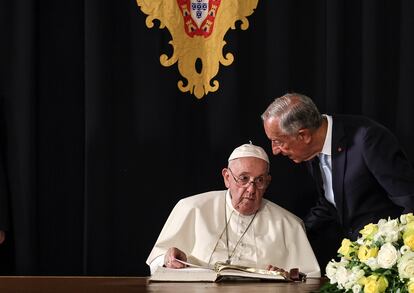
[352,284,362,293]
[351,266,365,279]
[339,257,349,265]
[343,268,364,290]
[377,243,399,268]
[356,238,365,245]
[378,219,400,242]
[401,214,408,224]
[326,261,338,283]
[343,280,355,290]
[401,213,414,225]
[401,245,411,255]
[398,251,414,279]
[365,257,379,271]
[378,219,387,225]
[335,266,349,288]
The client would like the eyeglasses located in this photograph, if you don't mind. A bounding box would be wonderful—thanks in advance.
[271,138,287,147]
[227,168,268,190]
[271,133,297,147]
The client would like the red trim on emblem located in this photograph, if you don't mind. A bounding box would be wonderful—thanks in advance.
[177,0,221,38]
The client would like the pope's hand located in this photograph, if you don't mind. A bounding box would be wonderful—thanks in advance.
[164,247,187,269]
[266,264,288,274]
[0,230,5,244]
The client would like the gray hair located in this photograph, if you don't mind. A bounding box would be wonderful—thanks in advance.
[261,93,323,135]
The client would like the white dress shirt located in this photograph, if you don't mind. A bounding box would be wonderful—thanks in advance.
[319,115,335,207]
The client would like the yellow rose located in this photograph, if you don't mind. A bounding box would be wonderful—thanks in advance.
[408,282,414,293]
[377,276,388,292]
[363,275,388,293]
[406,213,414,224]
[358,245,379,262]
[364,277,379,293]
[407,222,414,231]
[338,238,356,259]
[358,276,367,285]
[360,223,378,239]
[404,232,414,250]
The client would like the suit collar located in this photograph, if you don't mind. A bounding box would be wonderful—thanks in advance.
[331,115,346,155]
[321,115,333,155]
[331,116,347,224]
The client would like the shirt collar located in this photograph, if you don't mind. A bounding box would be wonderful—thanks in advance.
[320,114,332,156]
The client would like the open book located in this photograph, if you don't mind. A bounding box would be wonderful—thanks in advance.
[149,260,305,282]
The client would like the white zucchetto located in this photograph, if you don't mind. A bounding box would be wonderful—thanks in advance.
[228,142,269,163]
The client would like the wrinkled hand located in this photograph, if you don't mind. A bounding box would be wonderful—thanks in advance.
[266,264,288,275]
[266,265,305,281]
[164,247,187,269]
[0,230,5,245]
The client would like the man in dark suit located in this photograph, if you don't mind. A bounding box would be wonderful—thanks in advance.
[261,92,414,271]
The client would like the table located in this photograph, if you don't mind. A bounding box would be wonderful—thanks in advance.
[0,276,324,292]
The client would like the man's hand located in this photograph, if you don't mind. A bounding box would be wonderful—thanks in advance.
[266,264,289,277]
[164,247,187,269]
[266,265,305,281]
[0,230,5,244]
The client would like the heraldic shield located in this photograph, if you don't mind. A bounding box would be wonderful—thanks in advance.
[136,0,258,99]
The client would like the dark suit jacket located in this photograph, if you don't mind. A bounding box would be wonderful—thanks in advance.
[305,114,414,240]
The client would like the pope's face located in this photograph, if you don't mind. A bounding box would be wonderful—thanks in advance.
[222,157,271,215]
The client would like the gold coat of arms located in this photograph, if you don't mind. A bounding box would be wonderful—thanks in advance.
[136,0,258,99]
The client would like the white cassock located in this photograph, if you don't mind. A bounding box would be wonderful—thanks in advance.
[147,190,320,277]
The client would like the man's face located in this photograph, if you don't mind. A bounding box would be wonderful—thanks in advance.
[263,117,314,163]
[222,157,270,215]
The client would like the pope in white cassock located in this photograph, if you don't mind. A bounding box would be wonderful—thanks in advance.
[147,142,321,277]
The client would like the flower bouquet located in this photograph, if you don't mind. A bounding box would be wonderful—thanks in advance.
[321,213,414,293]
